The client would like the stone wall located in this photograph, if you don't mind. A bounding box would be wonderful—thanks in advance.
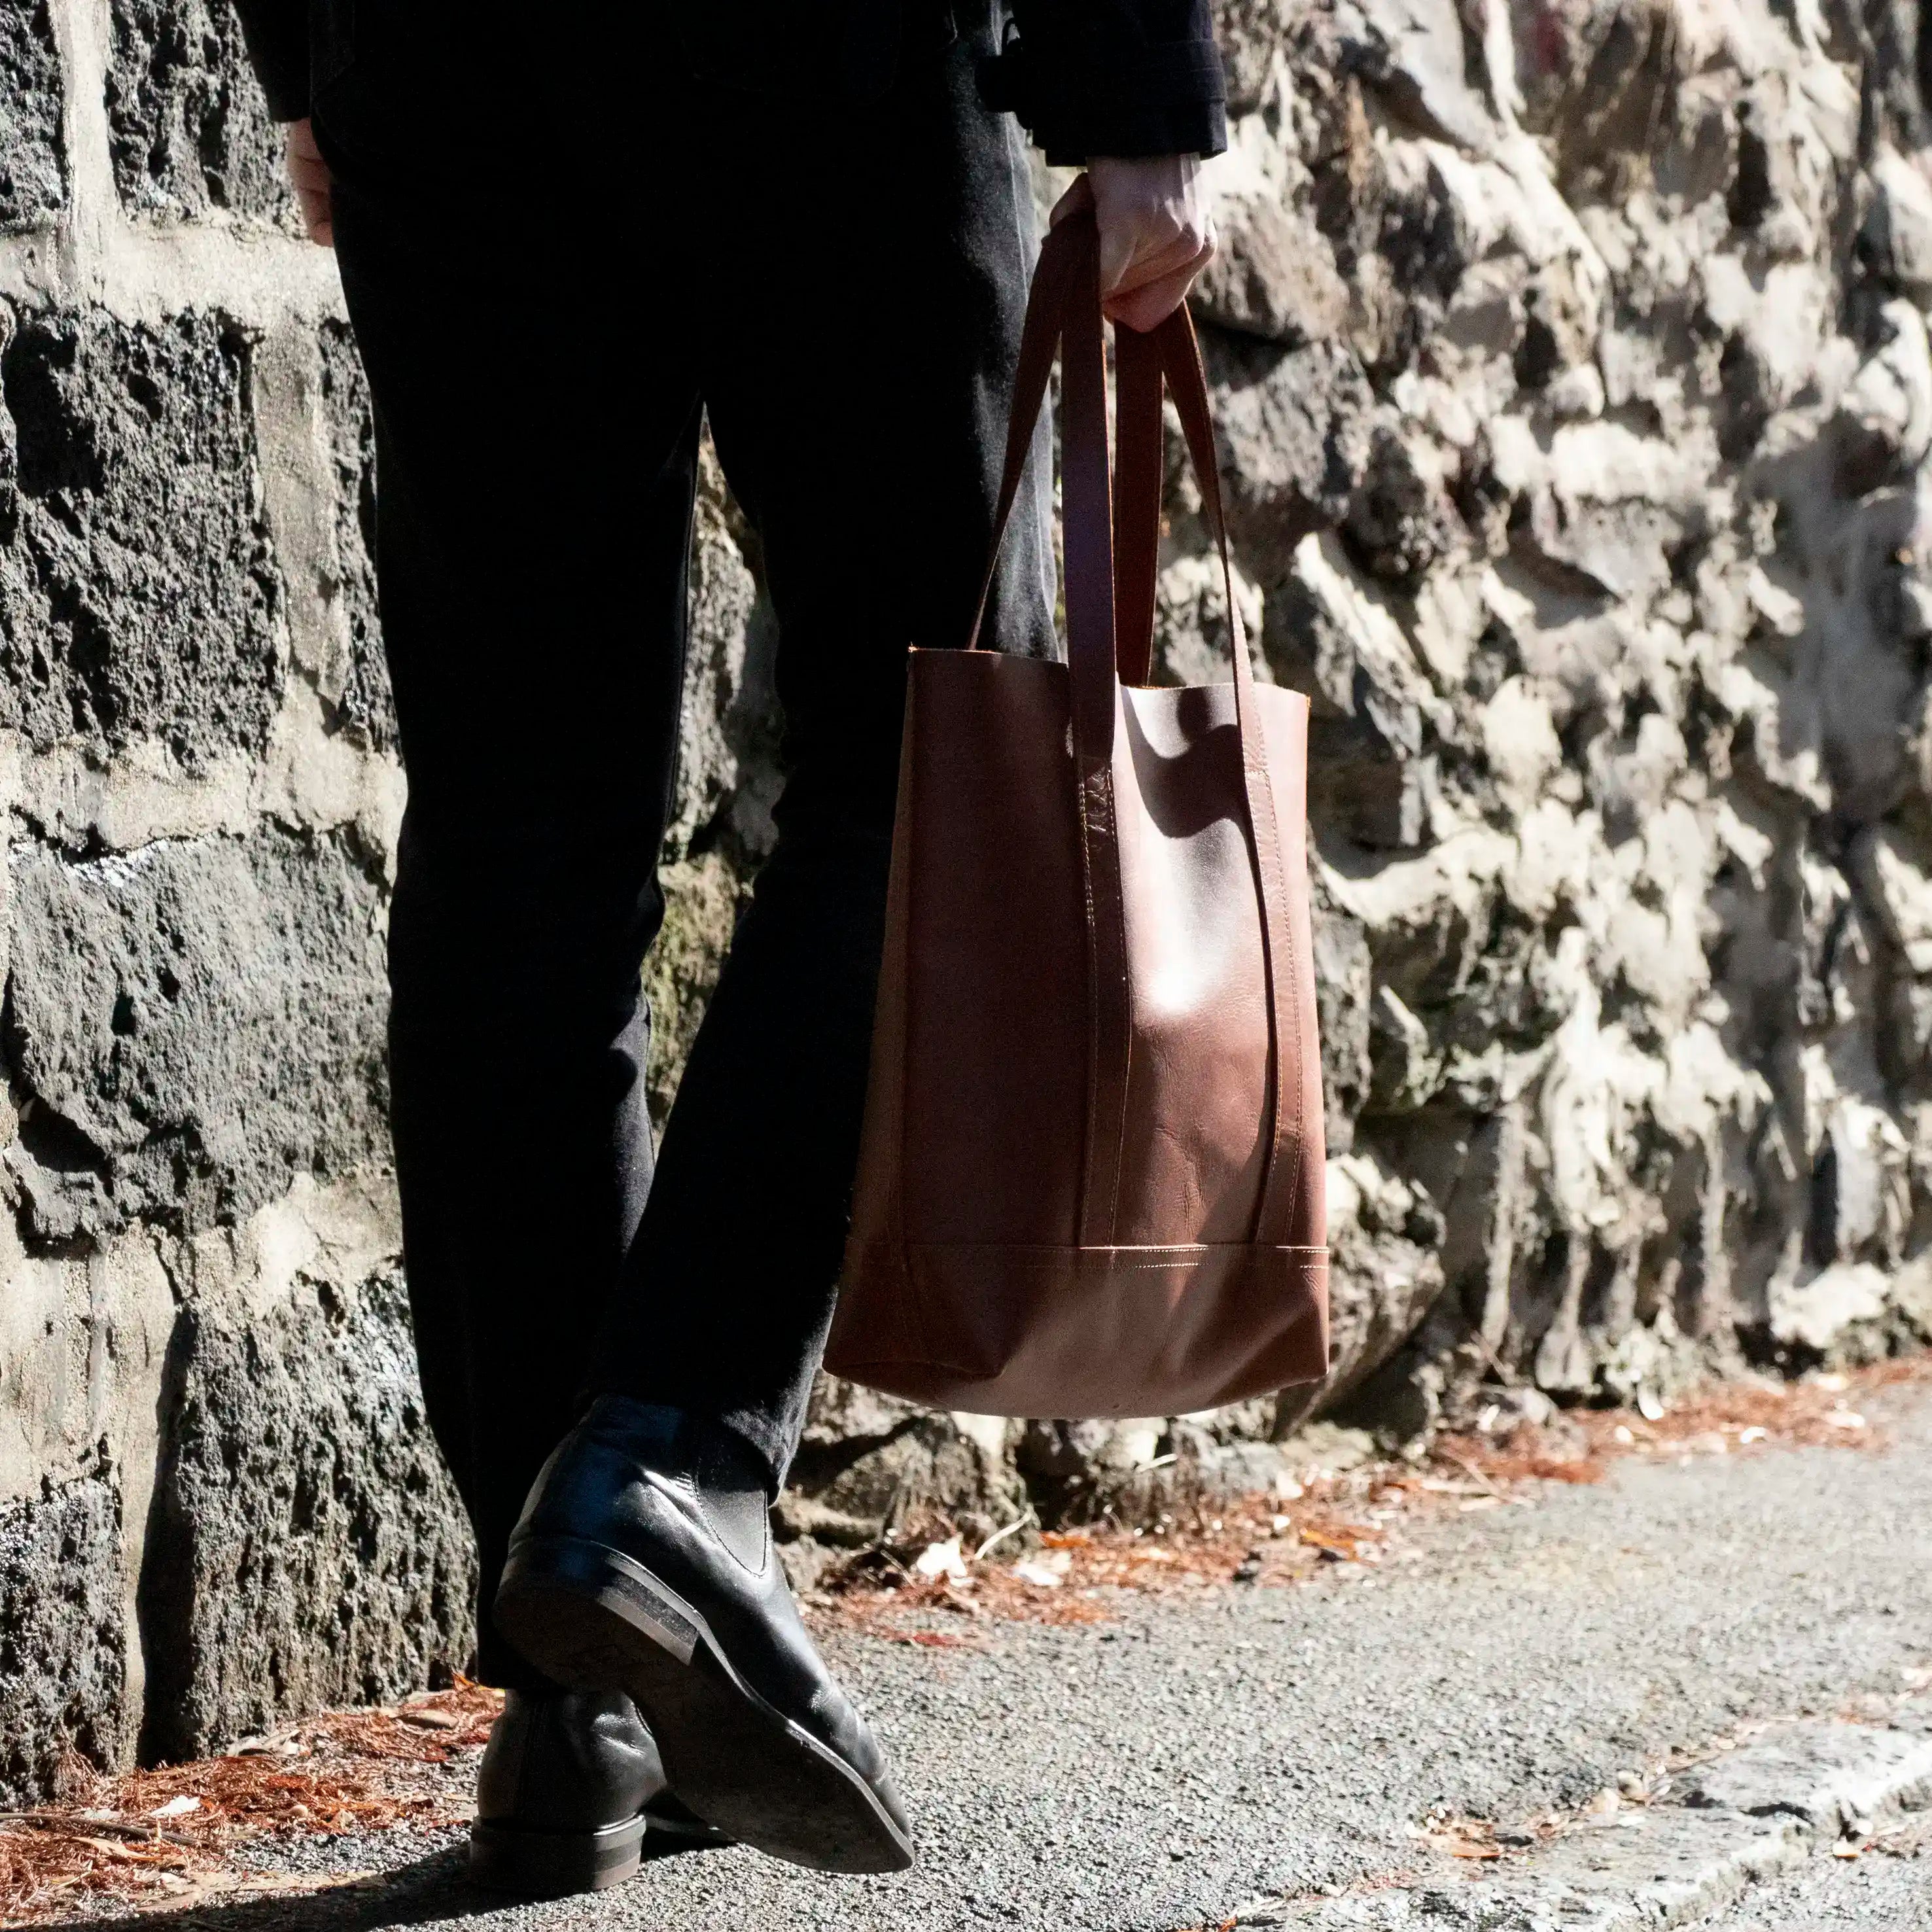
[1177,0,1932,1438]
[7,0,1932,1800]
[0,0,453,1798]
[0,0,777,1796]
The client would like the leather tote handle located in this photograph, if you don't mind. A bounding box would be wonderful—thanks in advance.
[969,215,1223,705]
[967,215,1079,655]
[966,213,1130,1240]
[967,215,1310,1248]
[1112,309,1311,1246]
[1110,313,1244,690]
[968,211,1115,765]
[1111,321,1165,689]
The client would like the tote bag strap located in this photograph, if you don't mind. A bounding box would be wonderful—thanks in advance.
[968,217,1162,702]
[966,211,1114,760]
[965,215,1309,1249]
[1112,326,1165,690]
[1112,313,1311,1250]
[964,211,1136,1244]
[1053,223,1133,1244]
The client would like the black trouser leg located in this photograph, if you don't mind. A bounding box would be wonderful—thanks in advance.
[323,7,1054,1658]
[592,32,1057,1484]
[330,183,698,1687]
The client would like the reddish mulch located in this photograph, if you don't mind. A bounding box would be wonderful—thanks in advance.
[0,1683,500,1924]
[814,1479,1422,1647]
[816,1354,1932,1644]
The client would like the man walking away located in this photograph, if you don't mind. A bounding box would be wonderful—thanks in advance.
[233,0,1225,1891]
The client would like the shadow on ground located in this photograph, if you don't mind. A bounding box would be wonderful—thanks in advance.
[45,1850,476,1932]
[44,1839,725,1932]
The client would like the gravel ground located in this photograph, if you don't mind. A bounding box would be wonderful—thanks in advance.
[1690,1829,1932,1929]
[69,1383,1932,1932]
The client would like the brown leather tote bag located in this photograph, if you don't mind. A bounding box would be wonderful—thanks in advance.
[826,209,1329,1417]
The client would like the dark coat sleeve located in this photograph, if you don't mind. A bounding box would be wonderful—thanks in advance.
[232,0,311,121]
[979,0,1227,162]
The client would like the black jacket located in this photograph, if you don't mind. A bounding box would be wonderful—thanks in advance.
[230,0,1227,161]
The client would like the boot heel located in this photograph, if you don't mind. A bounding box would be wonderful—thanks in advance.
[468,1813,646,1895]
[497,1535,710,1678]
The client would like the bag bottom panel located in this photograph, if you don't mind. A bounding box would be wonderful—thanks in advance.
[828,1242,1329,1418]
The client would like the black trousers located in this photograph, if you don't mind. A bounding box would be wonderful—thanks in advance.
[324,22,1055,1687]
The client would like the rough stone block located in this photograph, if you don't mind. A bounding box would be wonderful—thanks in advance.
[0,1467,128,1803]
[106,0,292,222]
[1212,0,1295,115]
[671,438,767,856]
[1204,332,1373,576]
[1312,895,1371,1148]
[777,1378,1027,1585]
[1867,147,1932,303]
[317,322,395,751]
[0,0,65,232]
[1319,1151,1446,1400]
[5,827,390,1242]
[138,1269,474,1761]
[644,854,746,1127]
[1014,1416,1172,1524]
[0,308,283,767]
[1195,196,1348,347]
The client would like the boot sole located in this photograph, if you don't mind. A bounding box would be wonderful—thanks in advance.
[495,1535,914,1876]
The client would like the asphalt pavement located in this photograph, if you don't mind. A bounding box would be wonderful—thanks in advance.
[80,1380,1932,1932]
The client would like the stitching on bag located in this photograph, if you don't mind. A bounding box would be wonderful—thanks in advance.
[1277,742,1308,1232]
[1097,755,1133,1242]
[1075,754,1113,1245]
[1095,754,1134,1243]
[1241,695,1303,1246]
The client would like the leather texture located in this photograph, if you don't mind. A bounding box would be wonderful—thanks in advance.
[828,210,1330,1416]
[475,1689,667,1835]
[468,1686,726,1894]
[501,1399,907,1821]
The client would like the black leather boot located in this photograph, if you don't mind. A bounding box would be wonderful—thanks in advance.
[493,1398,914,1874]
[468,1687,726,1895]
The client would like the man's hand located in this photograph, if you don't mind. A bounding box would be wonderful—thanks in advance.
[1051,157,1216,334]
[285,118,334,246]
